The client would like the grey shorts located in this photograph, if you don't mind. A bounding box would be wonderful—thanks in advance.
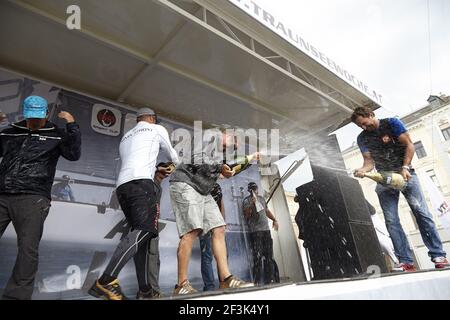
[169,182,226,238]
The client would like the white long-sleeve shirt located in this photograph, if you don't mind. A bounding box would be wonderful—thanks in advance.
[116,121,179,187]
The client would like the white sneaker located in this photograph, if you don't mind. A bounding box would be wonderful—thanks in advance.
[219,275,255,289]
[173,280,198,295]
[391,263,416,272]
[432,257,450,269]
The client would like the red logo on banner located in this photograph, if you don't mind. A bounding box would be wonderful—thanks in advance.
[97,109,117,128]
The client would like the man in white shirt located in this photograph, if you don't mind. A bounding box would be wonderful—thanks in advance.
[242,182,280,285]
[89,107,179,300]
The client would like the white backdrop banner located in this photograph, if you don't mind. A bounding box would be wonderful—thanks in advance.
[421,174,450,237]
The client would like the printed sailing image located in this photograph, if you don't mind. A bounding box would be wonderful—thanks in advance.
[0,70,257,299]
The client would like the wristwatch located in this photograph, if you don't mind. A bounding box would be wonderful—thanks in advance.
[402,165,411,171]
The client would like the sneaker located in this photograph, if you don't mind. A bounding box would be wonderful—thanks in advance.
[432,257,450,269]
[136,288,164,299]
[219,275,255,289]
[391,263,416,272]
[173,280,198,295]
[88,279,128,300]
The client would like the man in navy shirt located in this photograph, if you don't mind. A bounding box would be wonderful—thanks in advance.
[351,106,448,271]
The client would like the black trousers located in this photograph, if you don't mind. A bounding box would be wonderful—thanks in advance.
[0,194,51,300]
[103,179,161,292]
[116,179,161,234]
[249,230,280,285]
[136,236,160,292]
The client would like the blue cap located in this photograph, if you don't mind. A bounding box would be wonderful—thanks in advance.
[23,96,48,119]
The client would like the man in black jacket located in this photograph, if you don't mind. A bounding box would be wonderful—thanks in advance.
[0,95,81,300]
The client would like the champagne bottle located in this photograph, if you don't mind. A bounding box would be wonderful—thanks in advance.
[228,155,249,175]
[364,171,407,190]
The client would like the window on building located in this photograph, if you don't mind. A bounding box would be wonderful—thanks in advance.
[441,126,450,141]
[427,169,441,189]
[414,141,427,159]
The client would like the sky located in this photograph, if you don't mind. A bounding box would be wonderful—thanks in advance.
[249,0,450,151]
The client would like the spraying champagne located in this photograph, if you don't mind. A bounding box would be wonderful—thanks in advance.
[227,152,260,174]
[363,171,407,191]
[252,190,265,212]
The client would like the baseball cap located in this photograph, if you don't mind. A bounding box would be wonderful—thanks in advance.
[23,96,48,119]
[136,107,160,123]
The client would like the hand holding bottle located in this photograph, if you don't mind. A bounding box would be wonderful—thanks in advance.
[353,168,366,178]
[221,164,235,178]
[401,167,412,181]
[155,162,176,183]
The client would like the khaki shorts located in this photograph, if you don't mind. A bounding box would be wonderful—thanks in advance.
[169,182,226,238]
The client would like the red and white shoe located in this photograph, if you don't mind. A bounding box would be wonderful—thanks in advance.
[391,263,416,272]
[432,257,450,269]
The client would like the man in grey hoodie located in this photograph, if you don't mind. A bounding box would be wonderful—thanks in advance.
[169,131,255,294]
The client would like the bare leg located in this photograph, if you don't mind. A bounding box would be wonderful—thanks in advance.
[177,229,201,285]
[211,226,231,281]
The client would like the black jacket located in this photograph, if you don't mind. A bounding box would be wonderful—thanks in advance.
[170,160,223,196]
[170,152,252,196]
[0,120,81,199]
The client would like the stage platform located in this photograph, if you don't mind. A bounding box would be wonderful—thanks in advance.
[175,268,450,300]
[2,268,449,300]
